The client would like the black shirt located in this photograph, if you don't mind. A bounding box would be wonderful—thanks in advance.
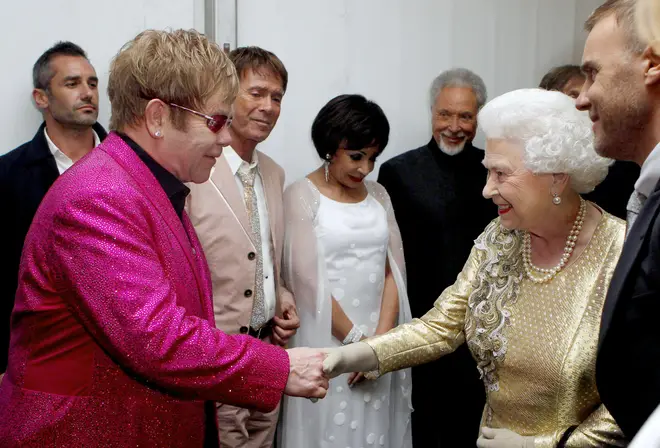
[118,133,189,221]
[377,138,494,448]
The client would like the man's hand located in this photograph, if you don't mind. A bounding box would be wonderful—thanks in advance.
[272,299,300,346]
[477,428,536,448]
[284,347,328,399]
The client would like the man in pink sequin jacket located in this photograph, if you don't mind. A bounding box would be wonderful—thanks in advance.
[0,30,328,448]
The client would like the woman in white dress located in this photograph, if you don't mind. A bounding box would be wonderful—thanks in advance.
[279,94,413,448]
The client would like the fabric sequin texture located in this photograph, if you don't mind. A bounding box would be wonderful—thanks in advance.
[367,212,627,447]
[0,133,290,447]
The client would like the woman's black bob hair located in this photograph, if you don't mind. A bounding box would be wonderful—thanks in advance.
[311,94,390,159]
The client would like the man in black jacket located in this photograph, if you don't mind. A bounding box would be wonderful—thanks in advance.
[377,68,495,447]
[577,0,660,440]
[0,41,107,375]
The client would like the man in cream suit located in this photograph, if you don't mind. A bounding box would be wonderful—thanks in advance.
[186,46,299,448]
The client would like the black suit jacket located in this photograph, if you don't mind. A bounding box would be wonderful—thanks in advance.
[597,177,660,439]
[584,161,640,220]
[0,122,107,372]
[378,139,496,447]
[378,139,496,317]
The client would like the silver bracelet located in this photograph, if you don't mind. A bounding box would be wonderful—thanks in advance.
[342,326,364,345]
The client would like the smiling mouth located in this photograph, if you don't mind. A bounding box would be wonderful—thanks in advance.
[348,175,363,182]
[497,204,512,215]
[444,136,464,143]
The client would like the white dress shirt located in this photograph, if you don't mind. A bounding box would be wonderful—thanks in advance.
[635,142,660,198]
[45,128,101,175]
[223,146,276,321]
[630,404,660,447]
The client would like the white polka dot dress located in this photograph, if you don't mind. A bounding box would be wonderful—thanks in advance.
[310,193,409,448]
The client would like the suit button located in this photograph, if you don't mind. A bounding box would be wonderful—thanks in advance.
[248,252,256,260]
[239,326,248,334]
[244,289,253,297]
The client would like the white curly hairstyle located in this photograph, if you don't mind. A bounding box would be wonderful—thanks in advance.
[478,88,612,193]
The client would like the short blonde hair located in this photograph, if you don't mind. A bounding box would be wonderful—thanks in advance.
[108,29,238,131]
[636,0,660,53]
[585,0,645,53]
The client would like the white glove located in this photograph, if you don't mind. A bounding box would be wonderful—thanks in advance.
[322,341,378,378]
[476,428,536,448]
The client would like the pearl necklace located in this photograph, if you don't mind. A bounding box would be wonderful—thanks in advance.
[522,197,587,284]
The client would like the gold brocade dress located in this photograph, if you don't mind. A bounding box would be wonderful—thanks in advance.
[366,213,627,447]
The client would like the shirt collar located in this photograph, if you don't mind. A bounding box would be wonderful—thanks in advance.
[223,146,259,176]
[635,142,660,198]
[44,128,101,159]
[117,133,190,220]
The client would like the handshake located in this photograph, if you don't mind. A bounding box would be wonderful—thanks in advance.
[283,343,379,399]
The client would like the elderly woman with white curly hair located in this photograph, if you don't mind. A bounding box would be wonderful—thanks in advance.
[321,88,627,448]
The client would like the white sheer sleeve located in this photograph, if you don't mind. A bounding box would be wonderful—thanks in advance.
[366,181,412,328]
[367,181,414,438]
[279,178,332,446]
[280,178,333,349]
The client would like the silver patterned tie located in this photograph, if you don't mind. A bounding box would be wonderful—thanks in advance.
[626,190,647,237]
[237,166,267,329]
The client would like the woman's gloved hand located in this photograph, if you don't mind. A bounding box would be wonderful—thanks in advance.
[322,342,378,378]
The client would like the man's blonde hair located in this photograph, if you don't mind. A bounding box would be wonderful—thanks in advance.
[108,29,238,131]
[585,0,645,53]
[636,0,660,53]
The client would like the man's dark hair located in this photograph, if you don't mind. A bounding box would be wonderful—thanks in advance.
[311,94,390,160]
[539,65,585,91]
[229,46,288,93]
[33,41,88,91]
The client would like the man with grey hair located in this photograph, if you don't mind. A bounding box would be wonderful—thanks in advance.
[0,41,106,379]
[577,0,660,441]
[377,67,495,447]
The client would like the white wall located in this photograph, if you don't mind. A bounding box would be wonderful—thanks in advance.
[574,0,604,61]
[236,0,600,184]
[0,0,603,169]
[0,0,202,155]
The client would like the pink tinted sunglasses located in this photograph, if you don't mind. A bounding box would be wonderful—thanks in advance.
[168,103,232,133]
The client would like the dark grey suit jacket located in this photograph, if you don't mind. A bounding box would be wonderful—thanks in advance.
[597,177,660,439]
[0,122,107,372]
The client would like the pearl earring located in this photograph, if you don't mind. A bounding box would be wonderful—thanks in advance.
[552,193,562,205]
[155,130,162,137]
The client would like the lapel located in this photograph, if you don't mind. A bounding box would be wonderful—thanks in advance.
[182,212,215,322]
[23,122,109,205]
[599,180,660,346]
[257,152,280,256]
[23,123,60,199]
[210,155,252,235]
[100,133,206,300]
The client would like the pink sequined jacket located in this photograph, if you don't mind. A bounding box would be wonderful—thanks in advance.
[0,133,290,447]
